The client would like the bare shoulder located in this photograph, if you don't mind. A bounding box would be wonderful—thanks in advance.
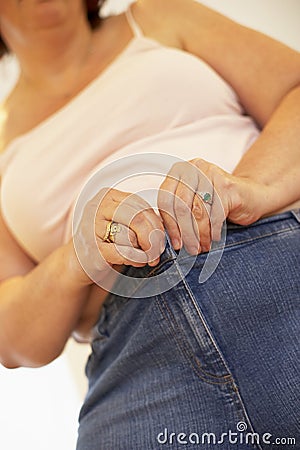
[133,0,214,33]
[131,0,238,49]
[132,0,191,48]
[135,0,300,126]
[135,0,193,17]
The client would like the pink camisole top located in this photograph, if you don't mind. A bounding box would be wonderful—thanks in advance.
[0,7,259,262]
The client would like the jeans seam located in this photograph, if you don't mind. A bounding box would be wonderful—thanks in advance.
[177,226,298,264]
[173,257,263,449]
[156,297,232,385]
[145,256,177,278]
[174,259,231,373]
[221,226,298,250]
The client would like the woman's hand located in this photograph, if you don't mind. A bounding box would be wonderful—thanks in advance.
[73,187,166,284]
[158,158,269,255]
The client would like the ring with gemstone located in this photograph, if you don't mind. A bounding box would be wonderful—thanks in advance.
[198,192,213,206]
[103,221,121,243]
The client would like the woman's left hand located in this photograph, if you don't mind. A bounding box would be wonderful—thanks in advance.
[158,158,269,255]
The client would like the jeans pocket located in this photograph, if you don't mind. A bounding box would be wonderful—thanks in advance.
[156,277,233,385]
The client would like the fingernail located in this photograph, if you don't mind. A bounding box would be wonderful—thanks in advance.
[149,257,160,267]
[173,239,181,250]
[212,233,221,242]
[191,246,201,255]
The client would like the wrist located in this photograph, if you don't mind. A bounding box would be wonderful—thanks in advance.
[228,175,273,225]
[63,241,94,288]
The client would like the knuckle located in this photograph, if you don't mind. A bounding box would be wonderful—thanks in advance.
[192,158,207,172]
[128,230,138,246]
[173,161,185,171]
[131,212,146,228]
[192,203,203,220]
[158,192,172,210]
[131,194,150,208]
[169,161,186,177]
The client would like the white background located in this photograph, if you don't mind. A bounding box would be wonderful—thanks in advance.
[0,1,299,449]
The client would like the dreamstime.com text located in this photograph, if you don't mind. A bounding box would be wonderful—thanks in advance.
[157,422,296,446]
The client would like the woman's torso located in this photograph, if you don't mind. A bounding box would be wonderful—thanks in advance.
[0,5,298,335]
[0,5,263,261]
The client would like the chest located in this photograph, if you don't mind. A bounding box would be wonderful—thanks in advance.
[0,41,246,261]
[0,92,84,155]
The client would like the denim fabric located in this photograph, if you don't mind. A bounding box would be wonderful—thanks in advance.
[76,210,300,450]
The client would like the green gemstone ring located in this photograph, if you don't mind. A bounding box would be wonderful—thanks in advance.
[199,192,213,206]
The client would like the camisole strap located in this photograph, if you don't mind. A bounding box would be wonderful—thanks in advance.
[125,5,144,38]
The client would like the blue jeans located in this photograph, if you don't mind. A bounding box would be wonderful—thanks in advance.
[76,210,300,450]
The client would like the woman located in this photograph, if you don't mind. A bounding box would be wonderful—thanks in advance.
[0,1,299,449]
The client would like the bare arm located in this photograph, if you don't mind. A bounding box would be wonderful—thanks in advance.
[232,86,300,215]
[0,188,164,368]
[145,0,300,248]
[170,0,300,211]
[138,0,300,127]
[0,211,92,368]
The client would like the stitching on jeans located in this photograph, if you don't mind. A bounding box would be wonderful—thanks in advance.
[172,258,263,449]
[155,298,262,449]
[146,256,177,278]
[160,296,232,381]
[221,227,298,250]
[174,259,232,374]
[111,256,177,301]
[179,226,299,263]
[161,297,231,380]
[156,296,232,385]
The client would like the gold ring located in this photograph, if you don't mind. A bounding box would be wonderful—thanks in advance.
[103,221,121,243]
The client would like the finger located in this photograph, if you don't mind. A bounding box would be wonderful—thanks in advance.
[192,195,212,253]
[159,162,202,254]
[100,193,165,264]
[173,178,199,255]
[95,219,139,247]
[192,189,213,253]
[210,190,227,242]
[97,239,149,267]
[206,170,229,242]
[120,193,166,264]
[158,178,181,250]
[113,203,164,261]
[159,161,198,251]
[123,192,164,230]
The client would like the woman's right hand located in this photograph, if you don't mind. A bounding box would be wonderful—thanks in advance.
[72,187,166,285]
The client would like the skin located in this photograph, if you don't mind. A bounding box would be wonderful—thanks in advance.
[0,0,299,367]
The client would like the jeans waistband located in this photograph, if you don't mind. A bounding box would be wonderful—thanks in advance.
[161,208,300,263]
[109,209,300,299]
[227,208,300,229]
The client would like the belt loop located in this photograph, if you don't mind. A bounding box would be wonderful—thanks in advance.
[291,208,300,223]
